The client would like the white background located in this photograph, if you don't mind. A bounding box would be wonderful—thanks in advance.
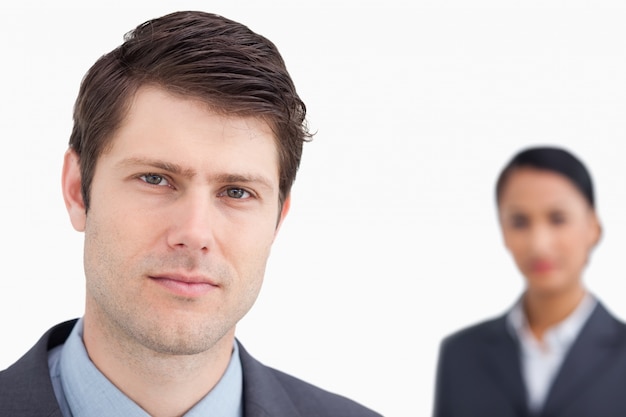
[2,1,626,416]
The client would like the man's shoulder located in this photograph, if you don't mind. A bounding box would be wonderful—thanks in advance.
[237,341,383,416]
[0,319,76,378]
[0,319,76,415]
[270,366,382,416]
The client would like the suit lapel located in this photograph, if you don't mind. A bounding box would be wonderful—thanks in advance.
[483,317,529,416]
[0,320,76,417]
[238,341,303,417]
[541,303,624,416]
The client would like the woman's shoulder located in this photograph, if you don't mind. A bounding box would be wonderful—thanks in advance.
[440,313,511,350]
[584,300,626,338]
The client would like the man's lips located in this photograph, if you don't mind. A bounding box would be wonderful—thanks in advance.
[149,274,218,297]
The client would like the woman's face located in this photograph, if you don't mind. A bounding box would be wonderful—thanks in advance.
[498,167,600,297]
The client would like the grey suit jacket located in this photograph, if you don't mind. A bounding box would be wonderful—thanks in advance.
[433,302,626,417]
[0,319,382,417]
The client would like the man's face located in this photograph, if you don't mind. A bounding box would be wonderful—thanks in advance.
[63,86,287,355]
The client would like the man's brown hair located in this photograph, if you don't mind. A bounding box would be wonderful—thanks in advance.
[69,11,311,210]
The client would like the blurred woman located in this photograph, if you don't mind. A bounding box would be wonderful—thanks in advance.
[433,146,626,417]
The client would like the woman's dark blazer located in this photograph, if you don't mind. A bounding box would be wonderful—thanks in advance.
[433,301,626,417]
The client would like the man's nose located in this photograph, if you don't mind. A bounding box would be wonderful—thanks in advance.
[166,191,215,252]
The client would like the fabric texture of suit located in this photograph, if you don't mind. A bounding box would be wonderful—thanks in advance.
[0,319,382,417]
[433,301,626,417]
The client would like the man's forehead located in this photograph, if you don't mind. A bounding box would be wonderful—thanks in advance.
[103,85,280,155]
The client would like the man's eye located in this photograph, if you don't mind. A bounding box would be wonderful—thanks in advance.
[226,188,250,199]
[140,174,169,186]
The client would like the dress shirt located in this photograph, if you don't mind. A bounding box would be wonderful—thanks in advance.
[48,318,243,417]
[507,292,596,414]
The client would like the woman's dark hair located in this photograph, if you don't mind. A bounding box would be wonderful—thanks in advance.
[495,146,595,208]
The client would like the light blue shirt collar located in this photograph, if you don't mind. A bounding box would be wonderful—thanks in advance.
[50,318,243,417]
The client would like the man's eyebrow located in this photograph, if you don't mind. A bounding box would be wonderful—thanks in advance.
[116,157,275,189]
[212,173,275,191]
[116,157,197,178]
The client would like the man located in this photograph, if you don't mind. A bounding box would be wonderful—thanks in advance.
[0,11,381,417]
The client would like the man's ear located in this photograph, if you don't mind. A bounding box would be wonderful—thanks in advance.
[61,148,87,232]
[274,194,291,237]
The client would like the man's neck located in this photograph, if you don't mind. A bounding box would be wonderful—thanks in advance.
[82,314,235,417]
